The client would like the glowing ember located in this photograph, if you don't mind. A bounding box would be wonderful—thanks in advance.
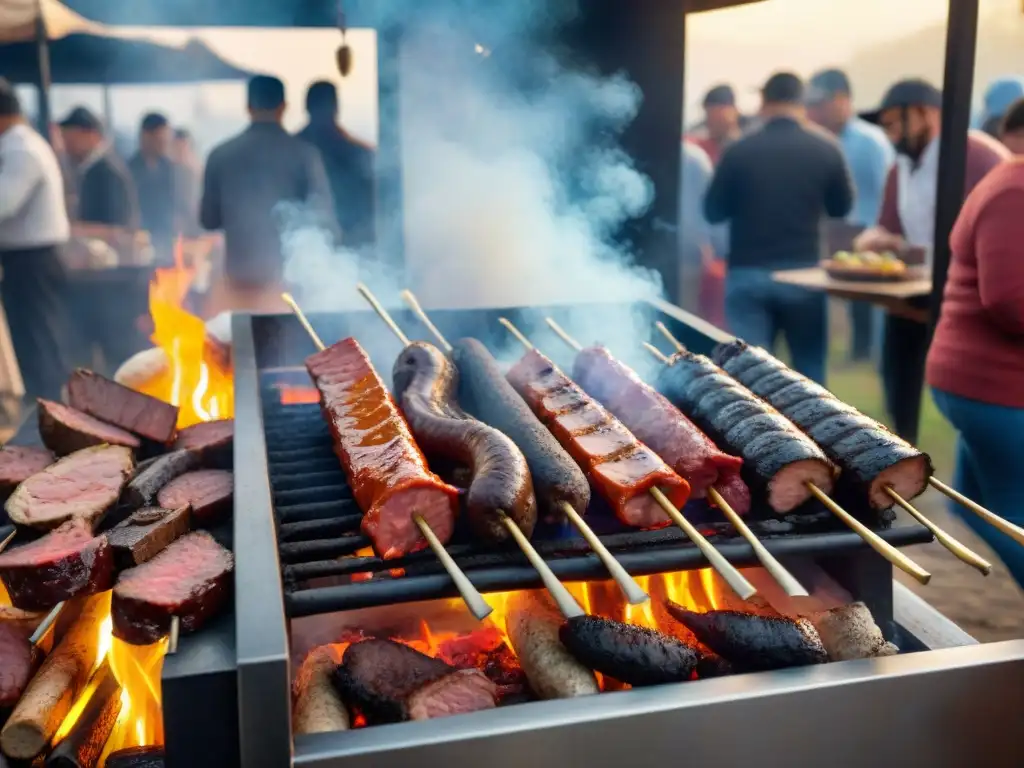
[278,384,320,405]
[136,239,234,428]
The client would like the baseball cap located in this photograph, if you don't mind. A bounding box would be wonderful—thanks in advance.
[983,77,1024,122]
[806,69,851,105]
[703,84,736,108]
[761,72,804,104]
[861,79,942,123]
[59,106,103,131]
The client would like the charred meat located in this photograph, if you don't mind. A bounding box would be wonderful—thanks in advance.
[67,369,179,443]
[37,399,140,456]
[172,419,233,466]
[0,446,54,502]
[156,469,233,526]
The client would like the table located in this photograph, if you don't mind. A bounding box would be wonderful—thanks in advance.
[772,267,931,323]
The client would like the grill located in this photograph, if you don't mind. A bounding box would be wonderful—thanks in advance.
[230,301,1024,768]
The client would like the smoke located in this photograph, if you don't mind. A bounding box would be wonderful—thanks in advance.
[281,1,667,370]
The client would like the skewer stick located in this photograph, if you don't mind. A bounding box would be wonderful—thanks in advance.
[498,317,534,350]
[283,291,493,621]
[355,282,412,346]
[167,616,181,655]
[655,321,686,353]
[498,512,584,618]
[928,477,1024,548]
[805,483,930,584]
[707,488,808,597]
[642,342,671,364]
[544,318,583,352]
[885,487,991,575]
[402,294,647,605]
[502,318,755,600]
[400,290,452,352]
[0,527,14,554]
[29,602,63,647]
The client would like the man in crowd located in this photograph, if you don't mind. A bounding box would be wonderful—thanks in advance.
[807,68,894,363]
[854,79,1009,442]
[201,75,335,314]
[978,76,1024,138]
[688,84,743,165]
[705,72,854,385]
[128,112,190,261]
[297,81,375,249]
[171,127,203,233]
[0,79,72,401]
[1000,98,1024,155]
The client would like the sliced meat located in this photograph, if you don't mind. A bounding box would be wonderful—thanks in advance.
[67,369,179,443]
[392,342,537,541]
[665,603,828,671]
[0,519,114,610]
[122,450,200,510]
[0,446,54,501]
[172,419,233,465]
[505,591,599,699]
[293,645,350,735]
[0,621,33,707]
[559,615,699,687]
[111,531,234,645]
[406,667,497,720]
[806,602,899,661]
[831,434,932,511]
[0,604,47,635]
[38,399,140,456]
[107,506,191,569]
[572,346,748,509]
[306,338,460,560]
[156,469,233,526]
[451,338,590,521]
[5,445,134,530]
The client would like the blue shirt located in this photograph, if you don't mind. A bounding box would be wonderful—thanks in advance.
[836,117,894,228]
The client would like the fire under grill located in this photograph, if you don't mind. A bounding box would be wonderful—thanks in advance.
[231,303,1024,768]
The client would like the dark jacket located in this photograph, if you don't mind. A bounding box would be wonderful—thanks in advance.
[200,122,336,284]
[128,153,193,245]
[705,116,854,269]
[78,149,140,229]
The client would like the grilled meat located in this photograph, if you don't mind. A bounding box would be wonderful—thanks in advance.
[572,346,749,512]
[0,446,54,502]
[112,531,233,645]
[107,506,191,570]
[122,450,200,511]
[334,638,497,724]
[559,615,700,686]
[6,445,134,530]
[508,349,690,528]
[67,369,179,444]
[806,602,899,661]
[172,418,234,461]
[0,604,46,635]
[505,591,599,699]
[665,602,828,671]
[392,342,537,541]
[37,399,140,456]
[156,469,233,526]
[452,338,591,521]
[305,338,460,560]
[0,621,33,708]
[656,352,833,513]
[0,519,114,610]
[712,341,932,508]
[293,645,350,735]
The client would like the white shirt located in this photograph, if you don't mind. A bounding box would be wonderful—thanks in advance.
[0,123,70,249]
[895,136,939,263]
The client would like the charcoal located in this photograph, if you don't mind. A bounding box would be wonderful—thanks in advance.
[107,506,191,569]
[104,747,165,768]
[122,450,200,511]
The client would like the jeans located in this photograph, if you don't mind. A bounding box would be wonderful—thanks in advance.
[847,300,876,361]
[724,267,827,385]
[880,311,929,444]
[932,387,1024,588]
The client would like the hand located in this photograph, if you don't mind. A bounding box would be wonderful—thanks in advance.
[853,227,904,253]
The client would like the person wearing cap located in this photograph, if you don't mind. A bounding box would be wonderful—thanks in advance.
[807,68,894,363]
[705,72,854,385]
[688,84,743,165]
[201,75,336,315]
[999,98,1024,156]
[853,78,1009,442]
[977,76,1024,139]
[297,81,375,249]
[0,79,73,401]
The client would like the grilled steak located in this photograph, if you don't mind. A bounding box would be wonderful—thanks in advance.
[6,445,134,530]
[67,369,179,443]
[122,450,200,511]
[0,519,114,610]
[334,638,497,724]
[559,615,699,686]
[112,531,233,645]
[38,399,140,456]
[172,419,233,466]
[665,603,828,671]
[0,621,33,708]
[107,506,191,569]
[0,446,54,502]
[156,469,233,525]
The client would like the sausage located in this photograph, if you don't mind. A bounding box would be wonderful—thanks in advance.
[451,338,590,520]
[293,645,350,735]
[393,342,537,541]
[0,621,33,708]
[505,591,599,699]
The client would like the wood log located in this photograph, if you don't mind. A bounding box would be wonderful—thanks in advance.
[292,645,349,735]
[46,660,121,768]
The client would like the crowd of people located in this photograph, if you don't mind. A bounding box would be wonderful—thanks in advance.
[679,68,1024,583]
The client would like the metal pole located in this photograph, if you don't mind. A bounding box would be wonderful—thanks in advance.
[930,0,979,331]
[33,0,53,141]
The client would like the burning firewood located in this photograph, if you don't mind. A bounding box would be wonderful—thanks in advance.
[292,645,349,735]
[46,660,122,768]
[0,595,110,760]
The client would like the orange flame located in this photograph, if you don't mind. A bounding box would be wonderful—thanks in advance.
[136,238,234,428]
[278,384,320,405]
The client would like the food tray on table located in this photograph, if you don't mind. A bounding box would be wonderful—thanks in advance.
[822,251,914,283]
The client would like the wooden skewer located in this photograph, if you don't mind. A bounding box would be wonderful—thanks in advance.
[0,527,15,555]
[885,487,991,575]
[928,477,1024,549]
[650,326,932,586]
[501,318,756,600]
[355,282,412,346]
[283,291,493,621]
[655,321,686,353]
[168,615,181,655]
[402,293,647,605]
[642,342,671,365]
[29,601,64,647]
[498,512,584,618]
[545,318,805,596]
